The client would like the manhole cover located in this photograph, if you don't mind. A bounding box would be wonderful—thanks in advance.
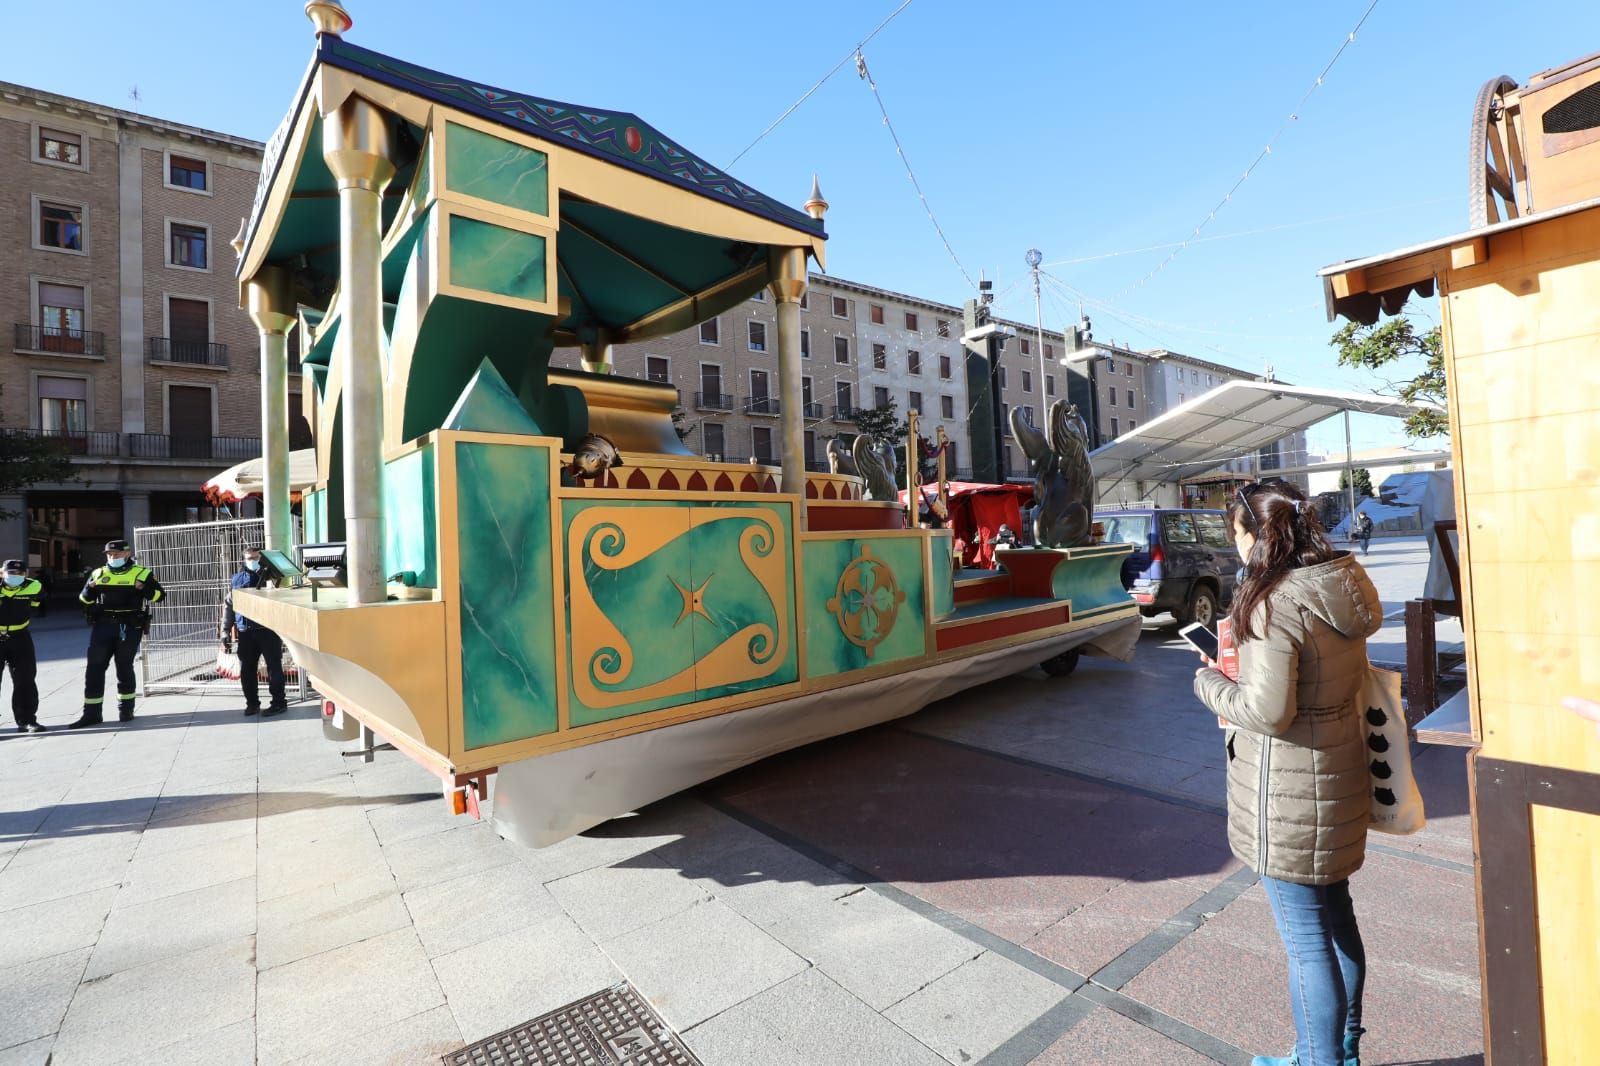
[442,982,703,1066]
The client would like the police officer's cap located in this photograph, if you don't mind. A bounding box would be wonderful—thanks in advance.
[104,539,131,552]
[1,560,25,573]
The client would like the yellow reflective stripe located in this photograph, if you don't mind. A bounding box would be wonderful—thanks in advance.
[0,622,30,632]
[84,697,104,704]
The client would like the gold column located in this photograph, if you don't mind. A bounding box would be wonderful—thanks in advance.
[322,95,395,603]
[579,328,614,375]
[246,266,296,554]
[768,247,808,517]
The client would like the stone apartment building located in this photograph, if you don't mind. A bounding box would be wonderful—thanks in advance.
[551,273,976,477]
[0,82,287,577]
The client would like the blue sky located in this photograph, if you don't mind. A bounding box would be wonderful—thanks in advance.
[8,1,1597,455]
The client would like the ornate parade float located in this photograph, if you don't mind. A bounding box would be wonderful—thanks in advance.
[230,3,1139,845]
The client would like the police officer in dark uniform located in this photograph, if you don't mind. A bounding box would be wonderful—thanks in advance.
[222,545,287,717]
[71,539,164,728]
[0,560,46,733]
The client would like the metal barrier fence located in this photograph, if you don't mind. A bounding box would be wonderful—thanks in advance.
[134,517,307,695]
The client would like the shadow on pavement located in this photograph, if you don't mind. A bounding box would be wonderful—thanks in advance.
[0,789,435,842]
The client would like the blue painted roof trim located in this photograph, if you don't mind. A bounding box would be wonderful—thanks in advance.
[320,37,825,239]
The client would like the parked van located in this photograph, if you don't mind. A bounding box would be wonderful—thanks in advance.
[1099,508,1242,627]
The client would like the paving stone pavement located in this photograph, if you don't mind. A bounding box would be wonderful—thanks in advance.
[0,540,1481,1065]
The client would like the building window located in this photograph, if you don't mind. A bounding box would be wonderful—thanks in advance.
[700,364,723,403]
[1004,444,1013,473]
[836,380,853,411]
[905,311,918,331]
[1129,420,1137,432]
[704,422,725,458]
[750,289,766,302]
[870,303,885,325]
[873,343,887,370]
[832,295,848,319]
[834,336,849,364]
[1127,363,1135,376]
[169,222,208,270]
[941,395,955,419]
[939,354,952,379]
[752,427,774,463]
[38,375,88,433]
[1207,373,1214,385]
[937,319,950,338]
[1108,360,1117,374]
[1126,389,1135,407]
[38,128,82,167]
[1111,417,1120,437]
[800,292,809,310]
[805,430,817,467]
[166,297,212,362]
[699,317,720,345]
[1045,343,1054,359]
[998,367,1007,389]
[909,390,923,413]
[1046,375,1055,396]
[802,376,814,408]
[1022,370,1032,393]
[38,202,83,251]
[800,328,810,358]
[38,283,87,352]
[749,369,771,411]
[874,385,890,409]
[1192,369,1201,383]
[1021,338,1030,356]
[169,154,208,191]
[1106,386,1116,407]
[908,350,922,376]
[748,321,766,352]
[1002,403,1010,425]
[645,355,669,383]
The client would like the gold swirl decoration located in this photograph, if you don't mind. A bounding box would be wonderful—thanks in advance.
[567,505,791,710]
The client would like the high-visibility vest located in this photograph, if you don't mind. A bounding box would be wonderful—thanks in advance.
[0,578,41,631]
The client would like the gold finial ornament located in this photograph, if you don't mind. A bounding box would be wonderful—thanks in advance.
[804,174,829,220]
[305,1,353,36]
[230,217,248,258]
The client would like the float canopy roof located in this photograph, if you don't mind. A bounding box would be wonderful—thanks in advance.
[1089,380,1443,486]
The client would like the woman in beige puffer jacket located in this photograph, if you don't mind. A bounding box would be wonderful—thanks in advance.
[1194,481,1381,1066]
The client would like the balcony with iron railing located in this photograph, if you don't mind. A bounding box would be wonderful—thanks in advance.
[831,404,859,422]
[146,337,229,368]
[805,459,830,472]
[801,401,825,420]
[1,427,120,457]
[695,390,734,412]
[14,324,105,357]
[128,434,261,461]
[744,396,780,417]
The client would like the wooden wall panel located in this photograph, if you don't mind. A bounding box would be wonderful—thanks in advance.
[1456,409,1600,495]
[1530,804,1600,1063]
[1450,335,1600,429]
[1465,487,1600,566]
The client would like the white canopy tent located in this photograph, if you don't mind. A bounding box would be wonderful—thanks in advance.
[1089,380,1445,496]
[205,449,319,502]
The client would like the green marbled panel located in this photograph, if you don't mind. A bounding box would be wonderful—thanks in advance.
[383,446,437,588]
[803,535,928,678]
[304,489,326,543]
[1048,544,1136,617]
[930,534,955,620]
[448,215,547,304]
[445,121,548,216]
[564,500,795,725]
[692,502,797,703]
[456,441,558,748]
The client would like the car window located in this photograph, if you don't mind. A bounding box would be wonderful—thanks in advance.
[1101,515,1150,546]
[1162,513,1199,544]
[1196,513,1233,549]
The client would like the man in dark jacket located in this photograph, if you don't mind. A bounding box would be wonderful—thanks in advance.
[223,546,287,717]
[72,539,164,728]
[0,560,46,733]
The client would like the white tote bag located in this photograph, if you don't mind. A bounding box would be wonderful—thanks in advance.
[1360,665,1425,835]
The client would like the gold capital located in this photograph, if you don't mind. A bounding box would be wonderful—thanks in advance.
[322,95,396,193]
[246,266,297,336]
[767,247,808,304]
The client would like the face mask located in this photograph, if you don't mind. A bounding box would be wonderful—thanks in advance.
[107,556,129,569]
[245,559,261,572]
[3,575,23,588]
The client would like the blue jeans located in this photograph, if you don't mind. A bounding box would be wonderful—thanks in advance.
[1261,876,1365,1066]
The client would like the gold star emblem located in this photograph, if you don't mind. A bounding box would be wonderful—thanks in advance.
[671,575,714,626]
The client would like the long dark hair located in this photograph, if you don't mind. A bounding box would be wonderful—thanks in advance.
[1227,480,1338,641]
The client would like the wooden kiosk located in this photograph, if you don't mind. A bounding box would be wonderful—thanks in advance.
[1321,52,1600,1064]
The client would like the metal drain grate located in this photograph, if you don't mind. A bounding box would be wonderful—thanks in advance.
[442,982,703,1066]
